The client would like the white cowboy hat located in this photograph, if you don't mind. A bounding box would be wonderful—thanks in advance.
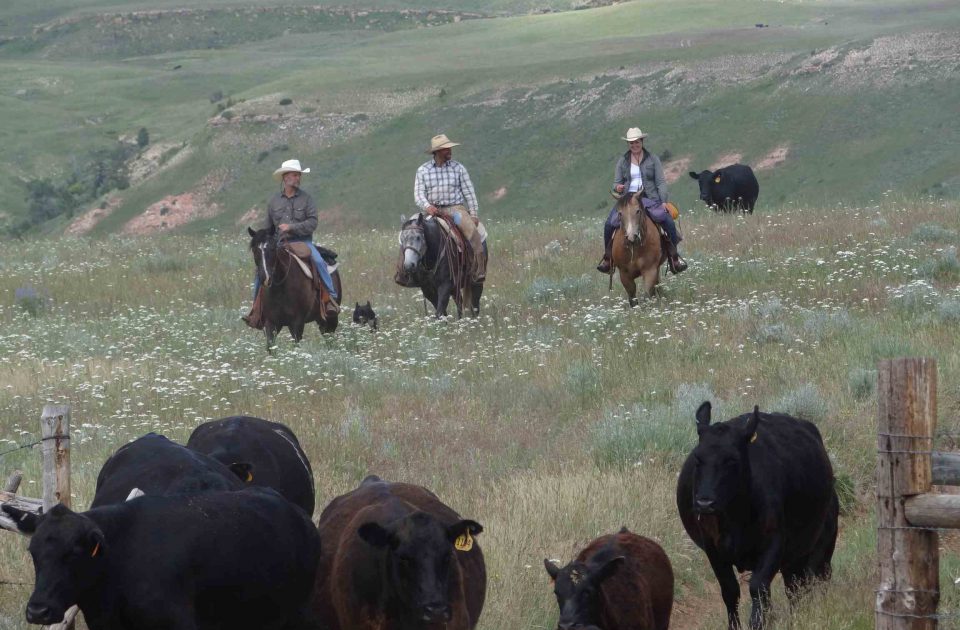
[273,159,311,181]
[621,127,649,142]
[426,134,460,154]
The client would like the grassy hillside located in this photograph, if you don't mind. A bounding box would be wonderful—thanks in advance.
[0,198,958,629]
[0,0,958,236]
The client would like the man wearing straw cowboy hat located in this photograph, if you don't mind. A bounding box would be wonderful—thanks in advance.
[414,133,486,282]
[597,127,686,274]
[248,158,338,305]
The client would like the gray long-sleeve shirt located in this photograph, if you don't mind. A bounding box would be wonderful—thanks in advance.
[262,188,317,238]
[613,149,668,204]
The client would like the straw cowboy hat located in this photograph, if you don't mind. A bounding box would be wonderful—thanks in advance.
[621,127,649,142]
[426,134,460,154]
[273,159,311,181]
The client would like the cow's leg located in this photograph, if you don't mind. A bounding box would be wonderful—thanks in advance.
[708,554,742,630]
[748,535,784,629]
[619,271,639,308]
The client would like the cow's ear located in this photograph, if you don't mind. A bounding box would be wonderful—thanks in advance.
[247,226,257,237]
[695,401,712,435]
[1,505,39,535]
[592,556,625,584]
[448,520,482,552]
[688,171,700,180]
[744,406,761,443]
[543,559,561,582]
[358,522,397,549]
[229,462,254,483]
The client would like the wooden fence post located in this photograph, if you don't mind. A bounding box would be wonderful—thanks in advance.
[876,358,938,630]
[40,405,71,512]
[3,470,22,493]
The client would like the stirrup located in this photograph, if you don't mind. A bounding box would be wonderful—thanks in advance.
[596,256,612,273]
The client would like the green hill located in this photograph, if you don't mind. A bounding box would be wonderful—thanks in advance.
[0,0,957,237]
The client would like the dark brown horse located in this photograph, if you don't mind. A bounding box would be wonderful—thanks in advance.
[248,227,342,350]
[611,192,667,307]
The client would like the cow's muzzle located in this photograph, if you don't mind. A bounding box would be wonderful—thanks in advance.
[421,603,452,623]
[694,498,717,514]
[26,601,61,625]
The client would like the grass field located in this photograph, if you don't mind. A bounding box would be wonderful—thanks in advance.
[0,196,958,628]
[1,0,958,234]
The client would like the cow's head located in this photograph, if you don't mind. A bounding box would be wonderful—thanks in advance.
[544,555,624,630]
[1,503,106,625]
[688,170,717,205]
[358,512,482,624]
[689,401,760,515]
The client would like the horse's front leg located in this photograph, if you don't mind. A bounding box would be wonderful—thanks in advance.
[264,323,277,353]
[436,282,453,318]
[619,271,639,308]
[290,319,305,343]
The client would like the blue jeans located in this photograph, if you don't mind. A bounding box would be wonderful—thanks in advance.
[252,238,338,300]
[603,206,681,248]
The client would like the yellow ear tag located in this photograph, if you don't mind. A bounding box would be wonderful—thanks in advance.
[454,532,474,552]
[246,471,254,483]
[714,176,721,183]
[750,432,758,444]
[91,542,100,558]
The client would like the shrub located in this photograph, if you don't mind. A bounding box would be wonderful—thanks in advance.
[919,246,960,281]
[888,280,938,312]
[209,90,224,103]
[802,308,853,341]
[526,274,592,303]
[753,322,791,345]
[770,383,828,422]
[911,223,956,243]
[566,361,600,400]
[220,110,235,121]
[834,470,858,515]
[279,98,293,106]
[848,367,877,401]
[136,127,149,148]
[937,298,960,323]
[14,285,52,318]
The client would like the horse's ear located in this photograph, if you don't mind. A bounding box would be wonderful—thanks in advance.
[400,214,407,224]
[366,301,371,308]
[355,302,360,308]
[417,213,424,225]
[247,226,256,237]
[268,224,277,236]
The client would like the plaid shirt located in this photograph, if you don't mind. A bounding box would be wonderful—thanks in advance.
[414,159,479,217]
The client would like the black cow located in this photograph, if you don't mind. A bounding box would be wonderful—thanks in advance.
[688,164,759,213]
[312,475,486,630]
[187,416,315,514]
[3,487,320,630]
[544,527,673,630]
[91,433,246,508]
[677,403,838,629]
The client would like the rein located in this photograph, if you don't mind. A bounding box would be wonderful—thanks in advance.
[259,238,294,289]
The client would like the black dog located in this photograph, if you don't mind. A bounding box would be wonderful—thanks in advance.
[352,301,378,331]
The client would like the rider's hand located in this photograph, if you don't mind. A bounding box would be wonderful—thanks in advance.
[615,184,625,193]
[278,223,291,233]
[425,206,439,216]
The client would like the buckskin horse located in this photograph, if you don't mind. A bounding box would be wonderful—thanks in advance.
[247,226,342,350]
[395,213,484,319]
[610,192,667,307]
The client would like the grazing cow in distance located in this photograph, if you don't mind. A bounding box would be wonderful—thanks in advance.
[312,475,486,630]
[688,164,759,213]
[187,415,315,515]
[544,527,673,630]
[91,432,246,508]
[677,403,839,629]
[3,487,320,630]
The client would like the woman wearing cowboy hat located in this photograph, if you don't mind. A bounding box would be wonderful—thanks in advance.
[250,158,338,301]
[597,128,686,274]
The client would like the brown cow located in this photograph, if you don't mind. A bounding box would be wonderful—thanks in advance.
[544,528,673,630]
[312,475,486,630]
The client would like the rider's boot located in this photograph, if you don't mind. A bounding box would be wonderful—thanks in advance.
[596,241,613,273]
[666,240,688,274]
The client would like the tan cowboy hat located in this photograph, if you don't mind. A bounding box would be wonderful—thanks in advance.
[621,127,649,142]
[273,159,311,181]
[426,134,460,153]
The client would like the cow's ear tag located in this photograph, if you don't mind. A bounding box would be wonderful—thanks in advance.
[750,432,758,444]
[714,176,721,183]
[91,542,100,558]
[454,532,474,552]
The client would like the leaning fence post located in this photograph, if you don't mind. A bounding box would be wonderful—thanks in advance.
[876,358,938,630]
[40,405,71,512]
[4,470,22,494]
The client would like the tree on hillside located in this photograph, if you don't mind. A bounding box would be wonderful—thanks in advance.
[137,127,150,148]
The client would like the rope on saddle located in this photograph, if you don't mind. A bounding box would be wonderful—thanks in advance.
[435,216,468,312]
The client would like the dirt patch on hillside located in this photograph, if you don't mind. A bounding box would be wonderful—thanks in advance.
[237,206,261,227]
[127,142,192,186]
[710,153,742,171]
[122,170,228,235]
[66,196,122,236]
[755,145,789,170]
[491,186,508,201]
[664,157,692,184]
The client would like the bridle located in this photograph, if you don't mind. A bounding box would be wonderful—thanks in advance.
[257,234,292,288]
[399,220,444,276]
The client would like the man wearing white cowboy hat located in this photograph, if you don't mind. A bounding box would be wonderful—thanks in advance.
[597,127,686,274]
[249,158,338,302]
[414,133,486,282]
